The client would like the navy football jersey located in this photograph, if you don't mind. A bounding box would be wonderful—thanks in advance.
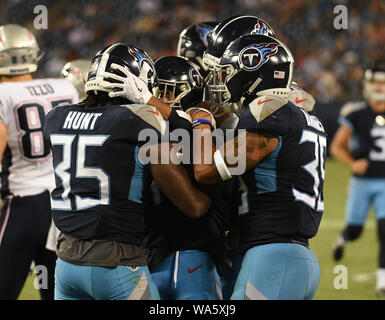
[43,103,165,245]
[236,97,327,252]
[339,101,385,178]
[143,116,234,274]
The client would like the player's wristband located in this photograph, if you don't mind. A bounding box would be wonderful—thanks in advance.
[185,107,216,129]
[213,149,232,181]
[192,119,214,131]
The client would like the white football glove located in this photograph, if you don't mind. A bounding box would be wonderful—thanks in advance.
[103,63,153,104]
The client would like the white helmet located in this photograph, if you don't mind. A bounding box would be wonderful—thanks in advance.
[363,63,385,102]
[0,24,42,75]
[60,59,91,100]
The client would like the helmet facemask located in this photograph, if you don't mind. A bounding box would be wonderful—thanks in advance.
[204,52,264,110]
[157,78,192,108]
[203,35,294,114]
[203,51,239,113]
[363,69,385,103]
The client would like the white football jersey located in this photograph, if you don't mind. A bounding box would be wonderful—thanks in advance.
[0,78,78,197]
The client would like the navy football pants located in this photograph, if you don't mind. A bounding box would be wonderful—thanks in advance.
[0,191,56,300]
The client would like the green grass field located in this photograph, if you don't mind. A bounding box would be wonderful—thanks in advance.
[18,159,383,300]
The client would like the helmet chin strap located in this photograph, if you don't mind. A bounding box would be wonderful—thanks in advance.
[247,77,262,95]
[245,77,291,102]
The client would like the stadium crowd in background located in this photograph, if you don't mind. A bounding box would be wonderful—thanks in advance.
[0,0,385,301]
[0,0,384,103]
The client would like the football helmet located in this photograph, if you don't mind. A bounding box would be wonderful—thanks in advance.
[363,62,385,102]
[203,15,275,69]
[85,43,157,97]
[154,56,204,111]
[205,34,294,109]
[177,21,217,78]
[60,59,91,100]
[0,24,42,75]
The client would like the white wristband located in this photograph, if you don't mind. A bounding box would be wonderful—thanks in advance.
[214,149,232,181]
[142,91,153,105]
[185,107,216,129]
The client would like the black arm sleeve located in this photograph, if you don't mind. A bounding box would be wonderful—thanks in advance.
[168,108,192,133]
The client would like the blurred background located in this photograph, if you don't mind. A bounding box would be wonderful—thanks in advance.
[1,0,384,145]
[1,0,384,101]
[1,0,385,300]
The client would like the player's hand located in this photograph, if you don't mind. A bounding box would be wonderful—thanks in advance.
[186,106,216,129]
[351,159,369,175]
[188,108,213,121]
[103,63,153,104]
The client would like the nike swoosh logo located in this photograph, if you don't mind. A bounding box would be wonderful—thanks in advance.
[295,98,308,103]
[147,110,159,116]
[257,99,272,105]
[188,265,202,274]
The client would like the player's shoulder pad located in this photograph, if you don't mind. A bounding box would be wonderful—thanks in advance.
[339,101,366,117]
[288,87,315,112]
[248,95,288,122]
[122,104,167,134]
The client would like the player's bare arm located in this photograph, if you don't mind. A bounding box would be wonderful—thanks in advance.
[146,95,172,120]
[0,121,7,162]
[191,111,279,184]
[151,161,212,219]
[330,124,368,175]
[142,142,212,218]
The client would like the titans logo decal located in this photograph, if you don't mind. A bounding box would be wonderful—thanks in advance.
[251,20,274,37]
[239,43,279,71]
[128,47,153,70]
[128,46,155,80]
[195,24,214,47]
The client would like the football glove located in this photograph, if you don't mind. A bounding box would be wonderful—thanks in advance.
[103,63,153,104]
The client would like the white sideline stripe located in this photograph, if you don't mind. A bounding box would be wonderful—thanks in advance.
[0,198,12,246]
[319,219,375,230]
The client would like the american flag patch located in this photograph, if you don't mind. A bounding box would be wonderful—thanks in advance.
[274,71,285,79]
